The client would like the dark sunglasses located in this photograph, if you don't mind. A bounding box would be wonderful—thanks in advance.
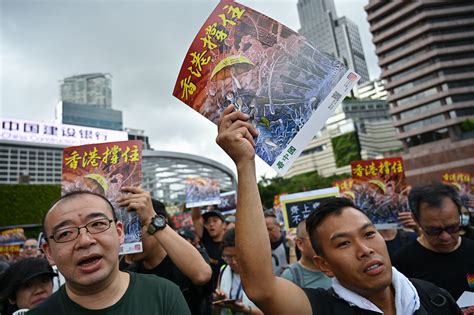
[421,224,461,236]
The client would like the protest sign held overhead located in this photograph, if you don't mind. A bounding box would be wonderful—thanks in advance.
[280,187,339,231]
[173,0,359,175]
[217,190,236,214]
[185,177,221,208]
[62,140,143,255]
[350,157,409,229]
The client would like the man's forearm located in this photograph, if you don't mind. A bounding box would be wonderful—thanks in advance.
[155,226,212,285]
[235,160,275,301]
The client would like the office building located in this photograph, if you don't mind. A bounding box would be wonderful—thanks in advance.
[60,73,112,107]
[285,99,402,178]
[354,79,387,100]
[365,1,474,185]
[58,73,123,131]
[298,0,370,83]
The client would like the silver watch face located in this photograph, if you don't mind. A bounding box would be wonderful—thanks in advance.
[152,215,166,228]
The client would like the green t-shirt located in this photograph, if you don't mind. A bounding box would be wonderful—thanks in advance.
[281,262,332,290]
[28,271,191,314]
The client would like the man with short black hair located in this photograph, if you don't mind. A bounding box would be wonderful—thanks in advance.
[215,104,461,314]
[30,190,190,314]
[393,183,474,300]
[192,207,226,290]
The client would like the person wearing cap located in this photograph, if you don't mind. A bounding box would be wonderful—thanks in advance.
[224,215,236,231]
[119,189,213,315]
[30,190,190,314]
[0,257,57,314]
[192,206,227,291]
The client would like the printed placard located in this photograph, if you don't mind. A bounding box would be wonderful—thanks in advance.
[350,157,409,229]
[280,187,339,231]
[173,0,359,175]
[185,177,221,208]
[62,140,143,255]
[218,190,237,213]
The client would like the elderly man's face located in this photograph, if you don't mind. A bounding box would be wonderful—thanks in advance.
[42,194,124,290]
[265,217,281,243]
[22,239,39,258]
[416,197,461,253]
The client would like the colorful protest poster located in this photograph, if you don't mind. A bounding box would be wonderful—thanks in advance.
[173,0,359,175]
[0,228,26,256]
[280,187,339,231]
[442,172,472,193]
[218,190,237,213]
[332,178,355,199]
[62,140,143,255]
[185,177,220,208]
[351,157,409,229]
[171,212,193,230]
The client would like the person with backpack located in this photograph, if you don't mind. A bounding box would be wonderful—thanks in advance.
[281,220,331,289]
[215,104,462,315]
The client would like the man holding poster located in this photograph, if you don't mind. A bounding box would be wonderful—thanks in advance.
[215,104,461,314]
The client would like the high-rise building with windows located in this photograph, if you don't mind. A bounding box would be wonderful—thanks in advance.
[60,73,112,107]
[297,0,370,83]
[365,1,474,185]
[58,73,123,131]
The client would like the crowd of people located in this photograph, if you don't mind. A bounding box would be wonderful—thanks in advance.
[0,104,473,314]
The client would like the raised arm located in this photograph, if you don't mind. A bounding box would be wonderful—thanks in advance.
[191,207,204,239]
[216,105,312,314]
[119,187,212,285]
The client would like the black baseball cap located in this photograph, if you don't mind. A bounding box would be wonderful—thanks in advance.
[0,258,57,300]
[202,209,225,222]
[178,228,196,241]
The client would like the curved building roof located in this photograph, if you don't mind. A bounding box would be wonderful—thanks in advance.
[142,150,236,205]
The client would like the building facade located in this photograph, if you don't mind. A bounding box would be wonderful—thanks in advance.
[285,99,402,178]
[365,1,474,186]
[298,0,370,83]
[354,79,387,100]
[60,73,112,107]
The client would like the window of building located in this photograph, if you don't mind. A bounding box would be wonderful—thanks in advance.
[399,100,443,119]
[406,127,449,147]
[403,114,445,132]
[397,87,438,106]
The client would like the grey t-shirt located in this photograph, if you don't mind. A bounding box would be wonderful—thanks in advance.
[281,262,332,289]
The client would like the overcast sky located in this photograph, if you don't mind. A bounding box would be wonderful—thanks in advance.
[1,0,379,180]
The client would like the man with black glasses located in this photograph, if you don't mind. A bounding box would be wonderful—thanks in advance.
[393,183,474,300]
[29,190,190,314]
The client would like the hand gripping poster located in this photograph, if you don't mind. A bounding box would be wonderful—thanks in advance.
[185,177,221,208]
[173,0,359,175]
[62,140,143,255]
[350,157,409,229]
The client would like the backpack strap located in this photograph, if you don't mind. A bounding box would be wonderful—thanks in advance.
[410,278,461,315]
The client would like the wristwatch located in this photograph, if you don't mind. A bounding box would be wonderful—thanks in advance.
[147,214,167,235]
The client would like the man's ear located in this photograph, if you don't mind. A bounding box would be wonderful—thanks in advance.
[115,220,125,245]
[295,238,304,252]
[313,255,335,278]
[8,297,16,305]
[42,242,56,266]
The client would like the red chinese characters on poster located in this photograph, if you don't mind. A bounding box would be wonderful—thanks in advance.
[62,140,143,254]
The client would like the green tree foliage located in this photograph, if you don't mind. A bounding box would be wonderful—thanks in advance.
[0,184,61,237]
[258,172,350,209]
[331,131,361,168]
[461,118,474,132]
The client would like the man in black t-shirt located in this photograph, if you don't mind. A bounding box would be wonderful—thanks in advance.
[393,183,474,300]
[123,192,213,315]
[214,105,461,314]
[192,208,226,290]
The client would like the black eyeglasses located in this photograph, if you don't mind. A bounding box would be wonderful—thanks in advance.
[420,224,461,236]
[49,218,117,243]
